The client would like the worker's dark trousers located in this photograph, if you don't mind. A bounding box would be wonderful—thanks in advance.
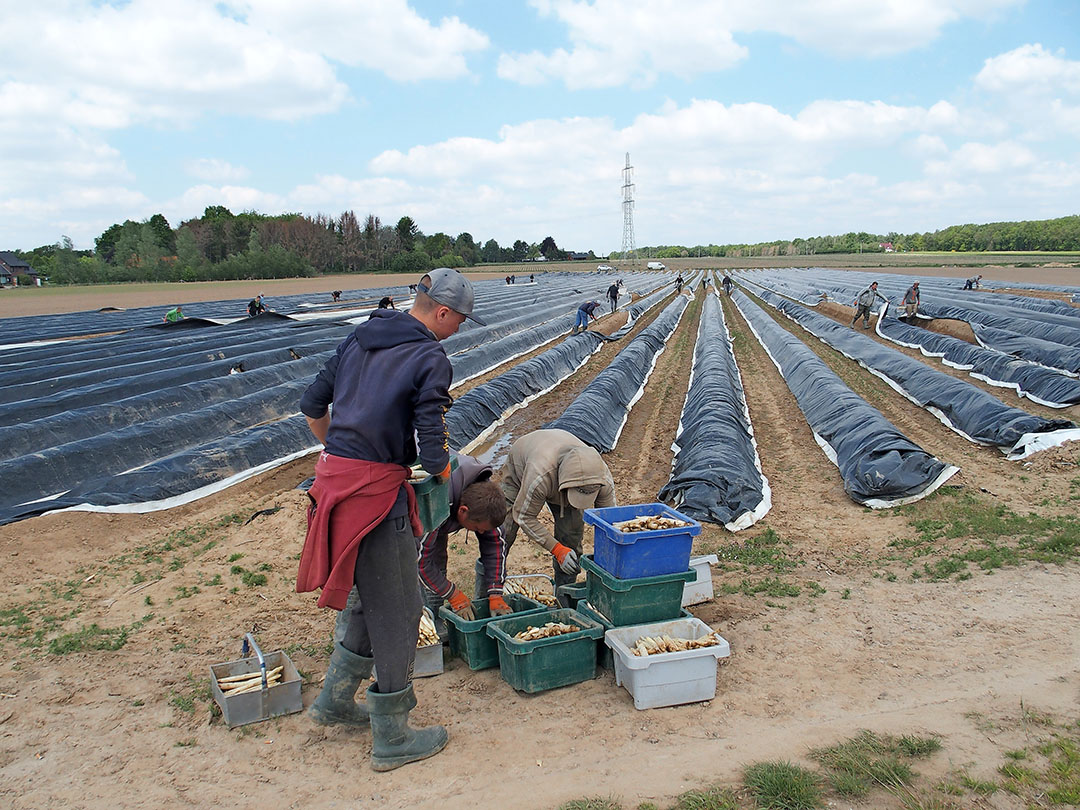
[608,297,617,313]
[480,498,584,599]
[341,514,421,694]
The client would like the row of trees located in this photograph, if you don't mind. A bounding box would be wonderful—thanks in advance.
[17,208,595,285]
[611,215,1080,261]
[15,212,1078,285]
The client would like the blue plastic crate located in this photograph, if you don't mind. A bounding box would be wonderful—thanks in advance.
[583,503,701,579]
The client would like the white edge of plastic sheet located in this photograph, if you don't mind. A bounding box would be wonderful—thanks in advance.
[41,444,322,516]
[758,296,991,449]
[1007,428,1080,461]
[861,464,960,509]
[450,326,570,389]
[670,288,771,532]
[458,340,604,454]
[878,314,1077,407]
[736,292,955,510]
[608,296,689,450]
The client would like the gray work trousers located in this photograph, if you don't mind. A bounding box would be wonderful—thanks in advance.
[340,514,422,694]
[478,498,584,597]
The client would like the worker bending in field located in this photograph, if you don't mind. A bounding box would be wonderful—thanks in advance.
[850,281,888,330]
[572,300,602,334]
[419,453,509,636]
[247,293,266,317]
[162,305,184,323]
[297,267,483,771]
[901,281,920,318]
[495,429,615,595]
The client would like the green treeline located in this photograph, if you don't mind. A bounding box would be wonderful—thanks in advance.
[13,211,1080,285]
[615,214,1080,260]
[17,208,593,285]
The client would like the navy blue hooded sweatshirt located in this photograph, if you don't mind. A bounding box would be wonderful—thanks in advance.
[300,309,452,490]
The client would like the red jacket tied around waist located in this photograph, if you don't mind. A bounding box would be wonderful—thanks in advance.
[296,452,423,610]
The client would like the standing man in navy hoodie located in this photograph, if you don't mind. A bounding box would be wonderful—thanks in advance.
[296,267,484,771]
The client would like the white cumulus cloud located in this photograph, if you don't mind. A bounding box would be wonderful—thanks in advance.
[976,43,1080,96]
[499,0,1023,88]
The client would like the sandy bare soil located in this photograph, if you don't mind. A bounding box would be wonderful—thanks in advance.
[1,267,1079,809]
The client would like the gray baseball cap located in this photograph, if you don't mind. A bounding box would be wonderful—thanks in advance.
[418,267,486,325]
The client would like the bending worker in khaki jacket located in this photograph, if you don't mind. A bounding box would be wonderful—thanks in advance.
[489,428,616,595]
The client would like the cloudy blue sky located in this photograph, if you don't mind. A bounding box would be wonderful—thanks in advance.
[2,0,1078,254]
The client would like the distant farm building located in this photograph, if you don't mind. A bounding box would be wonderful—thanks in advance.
[0,252,42,286]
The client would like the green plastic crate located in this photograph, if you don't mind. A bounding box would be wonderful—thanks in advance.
[572,601,615,670]
[556,582,588,610]
[410,457,458,534]
[439,593,548,671]
[580,554,695,627]
[485,609,605,693]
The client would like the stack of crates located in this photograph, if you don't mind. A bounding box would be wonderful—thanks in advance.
[578,503,701,668]
[582,503,732,710]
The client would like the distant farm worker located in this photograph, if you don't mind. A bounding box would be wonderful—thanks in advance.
[529,273,535,283]
[902,282,921,318]
[572,300,602,334]
[607,282,620,313]
[496,428,616,595]
[247,294,266,317]
[419,453,509,637]
[963,274,983,290]
[722,274,734,296]
[367,297,397,320]
[332,290,342,302]
[851,282,888,330]
[675,274,685,293]
[297,267,484,771]
[162,305,184,323]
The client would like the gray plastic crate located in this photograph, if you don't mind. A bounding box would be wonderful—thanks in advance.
[604,617,730,710]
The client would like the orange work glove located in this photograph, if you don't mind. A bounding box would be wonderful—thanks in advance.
[551,542,580,575]
[446,587,475,621]
[435,460,453,484]
[488,594,512,617]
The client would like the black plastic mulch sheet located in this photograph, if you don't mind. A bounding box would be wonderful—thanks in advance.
[658,293,771,529]
[445,332,606,450]
[875,315,1080,408]
[751,287,1080,459]
[450,312,577,384]
[0,355,326,462]
[0,378,313,521]
[971,322,1080,376]
[549,294,690,452]
[4,417,317,524]
[731,290,958,507]
[605,284,676,341]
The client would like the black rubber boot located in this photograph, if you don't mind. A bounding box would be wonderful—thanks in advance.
[367,683,448,771]
[308,642,374,727]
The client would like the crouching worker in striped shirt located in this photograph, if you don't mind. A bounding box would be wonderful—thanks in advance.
[419,453,509,637]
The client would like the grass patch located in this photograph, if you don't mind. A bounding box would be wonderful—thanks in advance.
[890,490,1080,581]
[48,614,153,655]
[809,730,936,798]
[717,528,802,573]
[671,786,739,809]
[743,761,822,809]
[558,799,622,810]
[721,578,801,598]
